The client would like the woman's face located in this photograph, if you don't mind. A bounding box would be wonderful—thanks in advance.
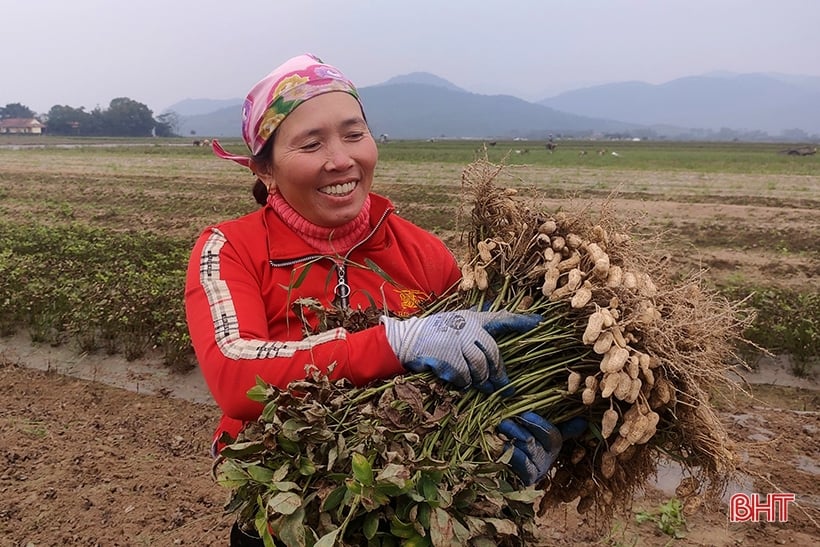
[261,92,377,227]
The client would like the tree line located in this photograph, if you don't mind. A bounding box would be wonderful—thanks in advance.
[0,100,178,137]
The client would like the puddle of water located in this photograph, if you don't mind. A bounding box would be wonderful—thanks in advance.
[649,457,755,503]
[0,332,215,405]
[732,354,819,390]
[0,142,191,150]
[795,455,820,475]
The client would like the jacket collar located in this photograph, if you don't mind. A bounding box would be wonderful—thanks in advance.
[265,193,395,262]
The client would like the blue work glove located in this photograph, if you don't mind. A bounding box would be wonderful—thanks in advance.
[381,310,542,393]
[497,412,587,486]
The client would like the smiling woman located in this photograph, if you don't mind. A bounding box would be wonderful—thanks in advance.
[183,53,557,545]
[257,92,377,228]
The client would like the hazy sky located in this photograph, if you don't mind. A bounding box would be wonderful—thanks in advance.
[4,0,819,115]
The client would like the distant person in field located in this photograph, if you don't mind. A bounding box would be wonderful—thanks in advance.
[184,53,572,546]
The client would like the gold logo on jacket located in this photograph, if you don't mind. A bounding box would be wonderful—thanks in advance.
[395,289,429,317]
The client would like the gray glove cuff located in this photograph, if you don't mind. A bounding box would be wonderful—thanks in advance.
[380,315,420,362]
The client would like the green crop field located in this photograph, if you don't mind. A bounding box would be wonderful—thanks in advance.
[1,137,818,373]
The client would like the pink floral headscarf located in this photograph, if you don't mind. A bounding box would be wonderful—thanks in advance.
[212,53,361,167]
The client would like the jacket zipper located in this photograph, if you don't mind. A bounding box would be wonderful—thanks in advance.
[268,207,393,310]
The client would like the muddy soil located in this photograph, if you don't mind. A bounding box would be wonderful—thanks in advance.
[1,336,817,546]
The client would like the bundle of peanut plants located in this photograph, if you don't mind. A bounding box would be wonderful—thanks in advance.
[214,157,752,546]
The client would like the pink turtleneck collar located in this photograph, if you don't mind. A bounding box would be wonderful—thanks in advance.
[268,191,372,254]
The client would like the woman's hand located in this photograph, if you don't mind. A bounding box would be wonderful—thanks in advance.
[381,310,542,393]
[498,413,588,485]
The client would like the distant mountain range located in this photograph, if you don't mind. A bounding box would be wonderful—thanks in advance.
[168,72,820,141]
[539,73,820,137]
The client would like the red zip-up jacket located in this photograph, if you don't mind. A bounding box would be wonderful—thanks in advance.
[185,193,461,452]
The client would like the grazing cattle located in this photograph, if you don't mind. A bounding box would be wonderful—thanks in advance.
[192,140,201,147]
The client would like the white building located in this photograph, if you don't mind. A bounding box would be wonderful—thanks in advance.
[0,118,45,134]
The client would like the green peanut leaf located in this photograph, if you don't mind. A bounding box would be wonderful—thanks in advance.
[346,478,363,496]
[418,473,438,502]
[260,400,278,422]
[351,452,374,486]
[360,485,390,511]
[502,488,541,503]
[281,418,309,441]
[375,480,411,498]
[314,529,340,547]
[214,460,249,488]
[276,506,307,547]
[402,534,432,547]
[417,503,431,530]
[453,488,477,509]
[389,515,416,538]
[321,485,347,512]
[254,510,277,547]
[298,456,316,476]
[267,491,302,516]
[247,381,270,403]
[272,463,289,482]
[271,481,300,492]
[218,441,266,459]
[247,465,275,484]
[363,511,379,540]
[276,434,300,455]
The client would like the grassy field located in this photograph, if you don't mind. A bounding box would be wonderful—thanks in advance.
[1,137,818,371]
[2,137,818,231]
